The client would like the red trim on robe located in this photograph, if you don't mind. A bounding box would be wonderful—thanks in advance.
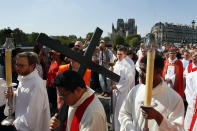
[189,96,197,131]
[188,62,197,73]
[63,93,95,131]
[162,59,184,98]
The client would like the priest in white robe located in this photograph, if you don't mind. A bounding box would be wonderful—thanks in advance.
[111,47,135,131]
[119,54,185,131]
[184,71,197,130]
[4,52,50,131]
[50,70,108,131]
[184,52,197,76]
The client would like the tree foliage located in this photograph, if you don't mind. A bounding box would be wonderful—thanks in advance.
[113,35,125,45]
[86,32,93,40]
[0,28,89,47]
[127,34,141,47]
[103,36,111,43]
[12,28,28,46]
[54,36,74,45]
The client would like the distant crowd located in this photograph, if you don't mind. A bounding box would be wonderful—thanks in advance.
[0,38,197,131]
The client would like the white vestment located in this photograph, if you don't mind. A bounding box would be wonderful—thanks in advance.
[136,49,143,59]
[4,70,50,131]
[113,58,135,131]
[66,88,108,131]
[181,58,190,69]
[184,62,197,77]
[184,71,197,130]
[119,79,185,131]
[135,56,143,73]
[0,78,6,107]
[165,58,178,88]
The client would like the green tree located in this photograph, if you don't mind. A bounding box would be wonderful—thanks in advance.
[86,32,93,40]
[103,36,111,44]
[0,29,5,46]
[113,35,125,45]
[12,28,28,46]
[27,32,39,46]
[54,36,73,45]
[129,37,141,47]
[126,34,141,44]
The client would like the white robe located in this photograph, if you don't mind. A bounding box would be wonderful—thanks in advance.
[165,58,179,89]
[113,58,135,131]
[119,79,185,131]
[181,58,190,69]
[184,62,197,77]
[0,78,6,107]
[66,88,108,131]
[184,71,197,130]
[4,70,50,131]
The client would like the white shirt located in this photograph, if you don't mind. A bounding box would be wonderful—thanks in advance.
[184,71,197,130]
[66,88,108,131]
[4,70,50,131]
[119,79,185,131]
[0,78,6,107]
[137,49,143,59]
[113,57,135,131]
[135,56,143,73]
[184,62,197,76]
[181,58,190,68]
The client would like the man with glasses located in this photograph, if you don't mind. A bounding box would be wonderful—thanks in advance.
[4,52,50,131]
[49,70,108,131]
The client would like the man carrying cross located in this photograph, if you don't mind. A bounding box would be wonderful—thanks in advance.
[49,70,108,131]
[36,27,120,131]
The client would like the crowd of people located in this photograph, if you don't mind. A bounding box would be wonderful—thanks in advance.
[0,38,197,131]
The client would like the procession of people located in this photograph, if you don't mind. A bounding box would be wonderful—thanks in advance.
[0,33,197,131]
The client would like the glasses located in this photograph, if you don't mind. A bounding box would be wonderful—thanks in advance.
[57,88,72,99]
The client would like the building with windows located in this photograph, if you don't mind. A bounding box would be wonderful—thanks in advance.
[151,20,197,45]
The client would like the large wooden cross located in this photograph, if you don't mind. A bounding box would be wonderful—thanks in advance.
[36,27,120,82]
[36,27,120,131]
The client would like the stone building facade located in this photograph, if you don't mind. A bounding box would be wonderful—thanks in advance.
[151,21,197,45]
[111,18,137,39]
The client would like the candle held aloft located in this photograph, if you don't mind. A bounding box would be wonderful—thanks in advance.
[5,49,12,87]
[144,50,155,106]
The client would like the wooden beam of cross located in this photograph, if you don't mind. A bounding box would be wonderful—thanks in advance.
[36,27,120,82]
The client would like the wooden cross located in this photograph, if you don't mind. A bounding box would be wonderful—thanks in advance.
[36,27,120,82]
[36,27,120,131]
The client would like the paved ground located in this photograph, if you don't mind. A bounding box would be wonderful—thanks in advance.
[96,93,113,131]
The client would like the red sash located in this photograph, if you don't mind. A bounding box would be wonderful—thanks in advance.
[162,59,183,98]
[189,96,197,131]
[188,62,197,73]
[63,93,95,131]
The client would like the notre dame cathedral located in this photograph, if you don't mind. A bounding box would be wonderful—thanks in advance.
[111,18,137,39]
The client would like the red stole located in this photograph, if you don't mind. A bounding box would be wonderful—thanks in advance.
[162,59,184,98]
[188,62,197,73]
[189,96,197,131]
[63,93,95,131]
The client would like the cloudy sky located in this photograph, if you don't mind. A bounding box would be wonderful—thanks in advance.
[0,0,197,38]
